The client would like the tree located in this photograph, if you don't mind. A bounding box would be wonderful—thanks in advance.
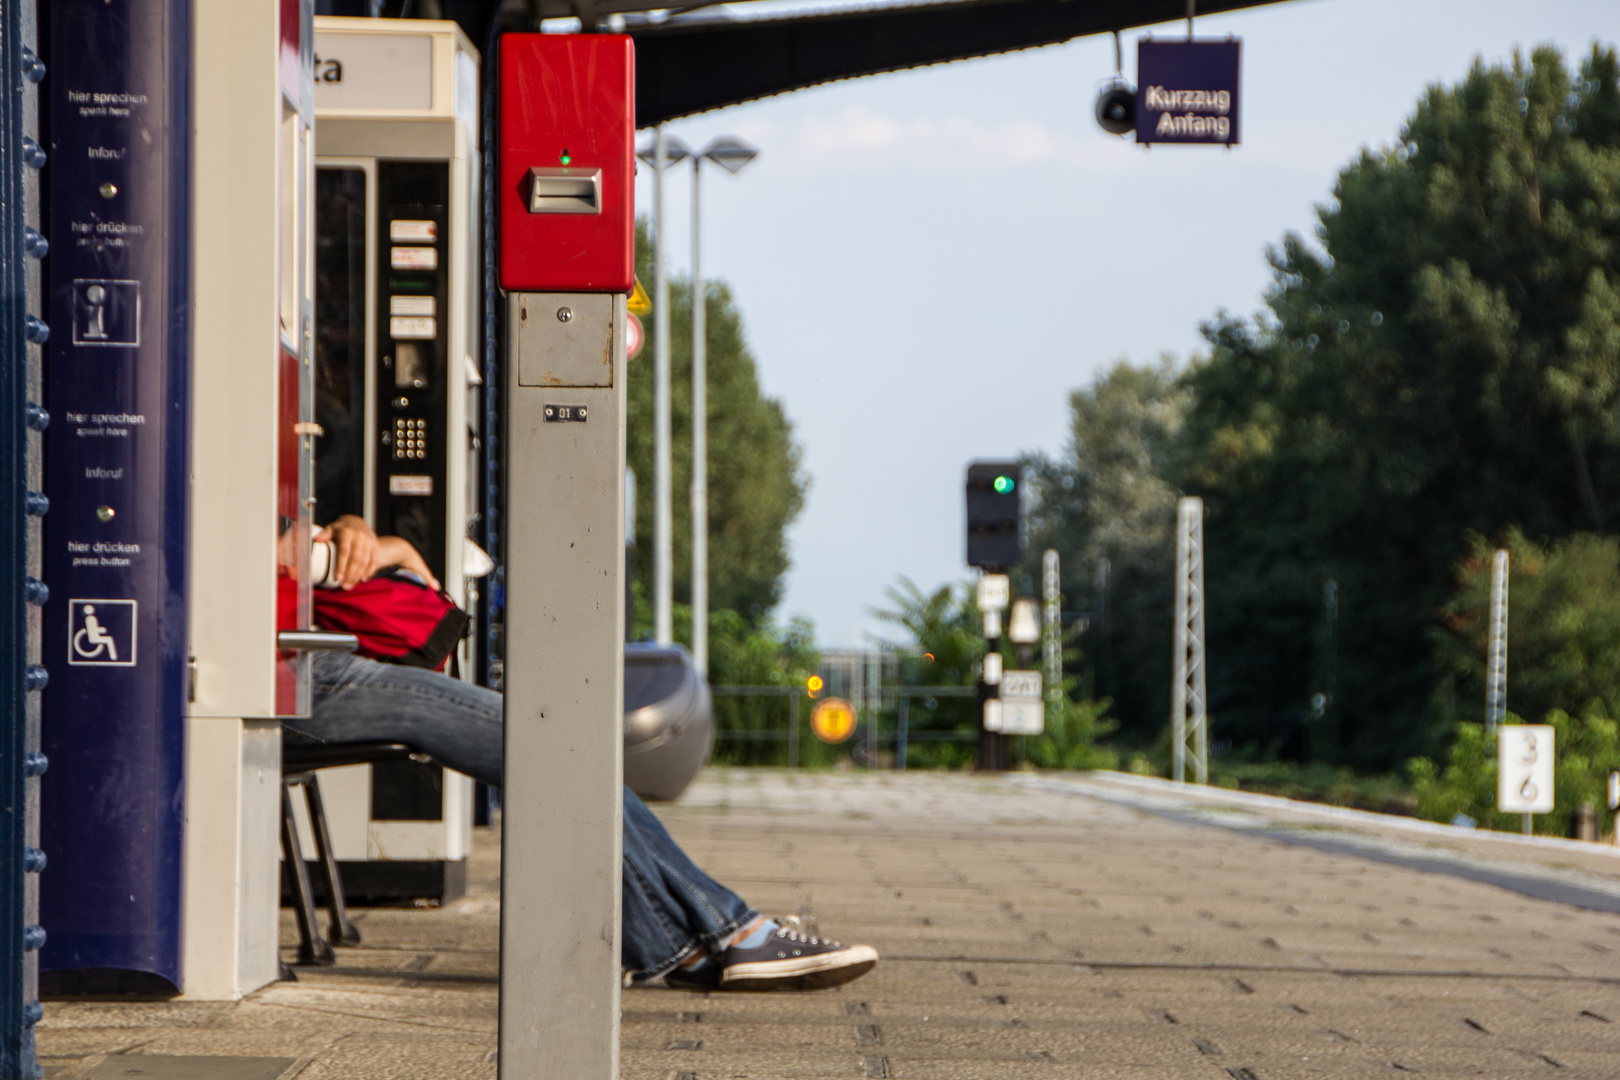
[869,577,985,768]
[1172,45,1620,768]
[627,221,808,626]
[1021,356,1189,742]
[870,576,1118,769]
[1435,529,1620,726]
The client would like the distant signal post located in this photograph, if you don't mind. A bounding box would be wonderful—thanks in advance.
[966,462,1021,771]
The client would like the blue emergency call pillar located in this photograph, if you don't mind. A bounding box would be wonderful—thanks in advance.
[39,0,318,1000]
[497,34,634,1079]
[38,0,195,997]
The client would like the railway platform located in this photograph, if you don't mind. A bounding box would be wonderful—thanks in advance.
[36,768,1620,1079]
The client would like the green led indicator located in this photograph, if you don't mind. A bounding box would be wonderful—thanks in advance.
[560,149,572,165]
[993,476,1015,494]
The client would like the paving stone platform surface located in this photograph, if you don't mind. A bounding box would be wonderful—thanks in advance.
[37,768,1620,1079]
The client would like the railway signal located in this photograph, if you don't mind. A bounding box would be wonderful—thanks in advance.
[966,461,1021,571]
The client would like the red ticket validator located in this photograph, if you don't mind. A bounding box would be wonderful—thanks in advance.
[499,34,635,293]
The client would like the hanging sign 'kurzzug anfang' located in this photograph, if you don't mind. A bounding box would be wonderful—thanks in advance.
[1136,39,1241,146]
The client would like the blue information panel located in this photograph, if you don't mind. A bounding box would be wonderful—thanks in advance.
[39,0,191,995]
[1137,39,1241,146]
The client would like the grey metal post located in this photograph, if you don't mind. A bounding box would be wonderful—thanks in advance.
[867,648,880,764]
[689,158,707,673]
[1486,549,1508,733]
[652,128,673,645]
[500,293,627,1080]
[788,693,799,770]
[1171,497,1208,784]
[896,696,909,771]
[1042,550,1061,721]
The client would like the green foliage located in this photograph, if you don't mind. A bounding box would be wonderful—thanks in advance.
[706,606,829,766]
[872,577,983,689]
[1026,697,1119,771]
[1436,530,1620,724]
[1209,760,1414,815]
[1408,711,1620,836]
[633,587,825,766]
[870,576,1119,770]
[1027,45,1620,770]
[628,221,807,624]
[870,577,984,769]
[1021,358,1188,741]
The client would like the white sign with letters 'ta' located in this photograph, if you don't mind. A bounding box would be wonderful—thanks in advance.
[312,32,433,112]
[1497,725,1554,814]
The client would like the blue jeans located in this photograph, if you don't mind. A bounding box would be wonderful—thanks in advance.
[300,651,755,979]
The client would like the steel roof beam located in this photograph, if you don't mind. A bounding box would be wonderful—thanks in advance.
[629,0,1288,125]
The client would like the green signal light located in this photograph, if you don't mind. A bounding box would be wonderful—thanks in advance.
[993,476,1015,494]
[560,149,572,165]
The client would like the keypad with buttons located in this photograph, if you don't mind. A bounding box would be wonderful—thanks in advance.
[394,417,427,460]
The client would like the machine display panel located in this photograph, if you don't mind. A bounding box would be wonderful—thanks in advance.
[376,161,451,582]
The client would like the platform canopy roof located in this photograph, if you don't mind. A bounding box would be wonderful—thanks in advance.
[329,0,1294,127]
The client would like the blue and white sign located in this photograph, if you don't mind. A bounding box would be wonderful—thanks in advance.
[68,599,138,667]
[72,279,142,347]
[1137,39,1241,146]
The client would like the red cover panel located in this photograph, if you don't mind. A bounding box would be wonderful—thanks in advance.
[499,34,635,293]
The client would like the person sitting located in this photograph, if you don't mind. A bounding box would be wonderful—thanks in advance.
[282,514,877,992]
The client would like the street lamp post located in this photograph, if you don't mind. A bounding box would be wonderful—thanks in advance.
[636,130,690,645]
[688,136,758,675]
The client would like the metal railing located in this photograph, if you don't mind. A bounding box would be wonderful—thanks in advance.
[709,685,978,769]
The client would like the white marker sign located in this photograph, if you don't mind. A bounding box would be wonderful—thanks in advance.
[977,574,1010,613]
[1000,670,1044,735]
[1497,725,1554,814]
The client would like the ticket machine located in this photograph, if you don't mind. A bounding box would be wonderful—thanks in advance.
[299,17,482,901]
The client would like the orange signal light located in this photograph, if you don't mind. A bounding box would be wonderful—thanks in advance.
[810,698,857,744]
[806,674,825,698]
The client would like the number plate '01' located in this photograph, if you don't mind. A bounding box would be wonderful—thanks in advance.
[1497,725,1555,814]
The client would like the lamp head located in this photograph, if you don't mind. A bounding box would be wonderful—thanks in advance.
[701,135,760,174]
[636,135,694,168]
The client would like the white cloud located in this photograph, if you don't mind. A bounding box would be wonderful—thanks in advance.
[764,105,1137,175]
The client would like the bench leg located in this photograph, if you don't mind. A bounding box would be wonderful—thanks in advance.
[302,774,362,946]
[281,783,336,966]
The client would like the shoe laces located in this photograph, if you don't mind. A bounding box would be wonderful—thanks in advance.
[776,914,836,948]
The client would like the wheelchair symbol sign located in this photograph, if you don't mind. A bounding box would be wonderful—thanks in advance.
[68,599,137,667]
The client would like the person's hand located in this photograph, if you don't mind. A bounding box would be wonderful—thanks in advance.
[376,534,440,592]
[315,515,380,589]
[276,525,299,571]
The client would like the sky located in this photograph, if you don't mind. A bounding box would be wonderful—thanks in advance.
[631,0,1618,647]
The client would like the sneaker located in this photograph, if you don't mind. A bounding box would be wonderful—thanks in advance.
[718,916,879,992]
[662,956,721,991]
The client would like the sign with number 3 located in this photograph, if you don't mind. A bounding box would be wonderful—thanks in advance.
[1497,725,1555,814]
